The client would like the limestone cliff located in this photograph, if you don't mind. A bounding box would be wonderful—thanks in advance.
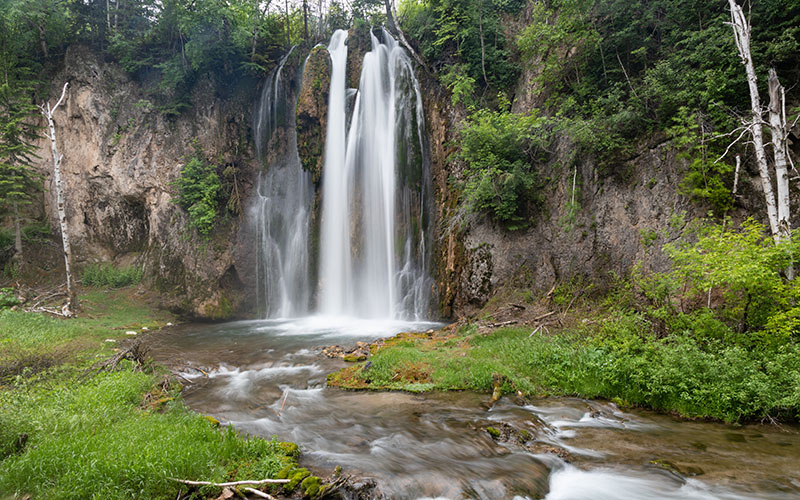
[32,45,258,319]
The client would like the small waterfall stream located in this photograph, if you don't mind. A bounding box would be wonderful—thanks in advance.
[251,49,314,318]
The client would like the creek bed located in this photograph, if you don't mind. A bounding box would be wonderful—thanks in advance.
[147,319,800,500]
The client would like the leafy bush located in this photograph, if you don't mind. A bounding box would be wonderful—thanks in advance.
[0,287,19,309]
[173,156,222,235]
[343,321,800,422]
[0,228,12,250]
[660,219,800,335]
[82,264,143,288]
[458,107,552,228]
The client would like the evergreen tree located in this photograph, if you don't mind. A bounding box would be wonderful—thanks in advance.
[0,4,41,265]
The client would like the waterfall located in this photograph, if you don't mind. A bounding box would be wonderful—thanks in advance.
[318,29,434,320]
[251,49,314,318]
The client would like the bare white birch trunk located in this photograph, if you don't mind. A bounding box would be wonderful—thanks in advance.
[728,0,780,242]
[41,82,77,315]
[767,68,794,278]
[768,69,790,236]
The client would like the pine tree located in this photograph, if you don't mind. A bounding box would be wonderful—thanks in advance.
[0,8,41,266]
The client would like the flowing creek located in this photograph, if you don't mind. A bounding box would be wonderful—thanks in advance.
[148,320,800,500]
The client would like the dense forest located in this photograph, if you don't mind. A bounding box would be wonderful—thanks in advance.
[2,0,800,498]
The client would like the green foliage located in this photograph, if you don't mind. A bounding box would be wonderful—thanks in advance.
[399,0,522,96]
[173,154,222,236]
[340,320,800,422]
[517,0,599,93]
[440,64,476,107]
[666,107,733,215]
[458,107,552,228]
[0,287,19,308]
[21,222,50,243]
[82,263,143,288]
[0,228,12,250]
[660,219,800,335]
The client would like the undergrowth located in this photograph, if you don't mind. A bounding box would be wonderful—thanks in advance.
[82,263,143,288]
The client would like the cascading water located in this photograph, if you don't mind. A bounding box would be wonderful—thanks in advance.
[251,49,314,318]
[318,29,434,320]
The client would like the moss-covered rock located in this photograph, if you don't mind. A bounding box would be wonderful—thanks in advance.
[296,46,331,185]
[301,475,327,499]
[279,441,300,457]
[278,466,311,491]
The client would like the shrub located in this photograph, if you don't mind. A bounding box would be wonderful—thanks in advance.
[458,107,552,229]
[82,264,143,288]
[173,156,221,235]
[0,287,19,308]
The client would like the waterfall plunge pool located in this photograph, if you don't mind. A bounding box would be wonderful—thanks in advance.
[147,319,800,500]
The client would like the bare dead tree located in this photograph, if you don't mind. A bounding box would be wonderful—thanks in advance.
[728,0,795,277]
[728,0,779,240]
[40,82,78,315]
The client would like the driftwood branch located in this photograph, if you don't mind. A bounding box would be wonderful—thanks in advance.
[486,319,517,328]
[533,311,556,322]
[244,488,277,499]
[170,478,289,487]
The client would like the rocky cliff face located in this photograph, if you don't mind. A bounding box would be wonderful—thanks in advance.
[421,68,766,319]
[33,45,259,319]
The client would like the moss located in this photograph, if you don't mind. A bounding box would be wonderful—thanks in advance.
[343,354,367,362]
[300,475,327,499]
[486,427,501,439]
[202,415,220,427]
[205,293,234,320]
[279,441,300,457]
[280,466,311,491]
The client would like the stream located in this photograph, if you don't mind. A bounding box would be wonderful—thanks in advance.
[148,319,800,500]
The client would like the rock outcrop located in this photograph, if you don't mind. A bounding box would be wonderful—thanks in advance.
[32,45,258,319]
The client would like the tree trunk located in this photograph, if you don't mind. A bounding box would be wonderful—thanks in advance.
[383,0,426,70]
[478,4,488,86]
[303,0,309,42]
[728,0,780,243]
[12,201,22,264]
[41,82,77,315]
[767,67,794,279]
[37,23,48,58]
[285,0,291,47]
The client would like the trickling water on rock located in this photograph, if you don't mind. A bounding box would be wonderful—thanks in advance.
[251,49,314,318]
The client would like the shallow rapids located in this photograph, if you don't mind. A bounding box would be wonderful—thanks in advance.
[148,320,800,500]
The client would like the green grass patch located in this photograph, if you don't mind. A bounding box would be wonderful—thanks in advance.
[332,318,800,423]
[0,368,296,499]
[0,290,299,499]
[82,263,144,288]
[0,289,173,381]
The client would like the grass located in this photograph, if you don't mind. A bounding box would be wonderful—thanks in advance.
[82,263,144,288]
[0,289,172,381]
[0,288,302,499]
[0,369,298,499]
[329,315,800,423]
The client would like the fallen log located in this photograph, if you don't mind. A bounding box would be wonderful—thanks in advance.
[169,478,289,488]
